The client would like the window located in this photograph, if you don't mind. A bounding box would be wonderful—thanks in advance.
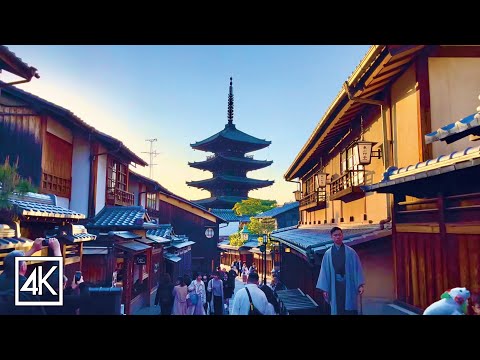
[340,146,364,185]
[107,157,128,193]
[146,193,156,210]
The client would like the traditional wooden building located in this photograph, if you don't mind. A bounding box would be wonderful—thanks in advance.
[0,82,148,219]
[281,45,480,312]
[363,101,480,311]
[83,206,162,315]
[187,77,274,209]
[0,192,96,282]
[129,171,226,275]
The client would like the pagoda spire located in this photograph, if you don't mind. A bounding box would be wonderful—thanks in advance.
[227,77,234,125]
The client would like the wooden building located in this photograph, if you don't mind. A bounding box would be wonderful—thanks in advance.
[147,224,195,281]
[0,82,148,219]
[129,171,226,275]
[280,45,480,310]
[187,78,273,209]
[83,205,162,315]
[363,104,480,311]
[0,192,96,282]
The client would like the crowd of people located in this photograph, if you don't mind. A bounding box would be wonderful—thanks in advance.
[154,259,287,315]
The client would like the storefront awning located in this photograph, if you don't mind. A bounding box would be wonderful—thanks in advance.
[115,241,151,253]
[362,145,480,196]
[170,240,195,249]
[425,112,480,144]
[163,252,182,263]
[8,193,85,220]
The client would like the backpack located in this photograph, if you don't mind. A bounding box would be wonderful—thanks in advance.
[245,287,263,315]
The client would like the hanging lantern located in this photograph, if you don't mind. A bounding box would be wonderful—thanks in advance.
[293,190,302,201]
[314,172,329,189]
[353,141,381,165]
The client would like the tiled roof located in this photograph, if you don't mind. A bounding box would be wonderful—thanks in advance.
[209,209,250,222]
[188,174,274,187]
[146,224,173,238]
[0,237,31,250]
[0,45,39,80]
[425,109,480,145]
[271,224,383,252]
[8,192,85,219]
[189,154,272,171]
[114,241,151,253]
[254,202,299,218]
[363,145,480,193]
[164,253,182,263]
[193,196,247,208]
[87,206,157,230]
[191,123,271,150]
[110,231,142,240]
[170,240,195,249]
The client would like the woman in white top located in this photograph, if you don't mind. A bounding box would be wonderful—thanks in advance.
[241,264,249,284]
[187,273,206,315]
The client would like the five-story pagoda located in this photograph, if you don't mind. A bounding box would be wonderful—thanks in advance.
[188,78,274,209]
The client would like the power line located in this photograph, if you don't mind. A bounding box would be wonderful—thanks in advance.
[141,138,159,178]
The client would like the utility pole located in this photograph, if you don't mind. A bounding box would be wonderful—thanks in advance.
[142,138,159,178]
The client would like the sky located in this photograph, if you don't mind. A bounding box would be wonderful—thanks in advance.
[3,45,371,205]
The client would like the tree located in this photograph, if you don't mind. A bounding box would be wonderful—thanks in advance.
[0,157,36,210]
[228,232,242,246]
[247,218,276,236]
[233,198,277,217]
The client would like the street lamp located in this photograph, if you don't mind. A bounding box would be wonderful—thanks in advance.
[262,234,268,285]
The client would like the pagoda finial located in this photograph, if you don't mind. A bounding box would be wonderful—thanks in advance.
[227,77,234,125]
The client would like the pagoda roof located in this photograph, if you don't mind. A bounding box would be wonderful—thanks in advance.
[191,123,271,152]
[193,196,247,209]
[188,154,273,171]
[187,175,274,190]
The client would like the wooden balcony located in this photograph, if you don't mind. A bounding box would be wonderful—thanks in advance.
[106,187,135,207]
[299,189,327,212]
[330,170,365,203]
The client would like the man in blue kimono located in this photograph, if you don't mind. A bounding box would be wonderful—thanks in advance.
[316,227,365,315]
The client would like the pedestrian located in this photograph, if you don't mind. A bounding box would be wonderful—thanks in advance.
[231,272,269,315]
[154,273,174,315]
[207,271,224,315]
[316,226,365,315]
[172,276,188,315]
[187,272,206,315]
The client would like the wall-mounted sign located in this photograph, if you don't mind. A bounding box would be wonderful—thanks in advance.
[135,254,147,265]
[205,228,214,238]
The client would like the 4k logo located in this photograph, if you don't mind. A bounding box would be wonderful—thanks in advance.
[15,257,63,306]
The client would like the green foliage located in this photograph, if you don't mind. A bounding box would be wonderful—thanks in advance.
[247,217,276,236]
[233,198,277,217]
[228,232,243,246]
[0,157,37,209]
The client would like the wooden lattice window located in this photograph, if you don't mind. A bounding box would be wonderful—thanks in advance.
[41,132,73,198]
[42,172,71,198]
[340,146,364,185]
[107,157,128,193]
[146,193,156,210]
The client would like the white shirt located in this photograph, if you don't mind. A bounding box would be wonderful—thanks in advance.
[231,284,270,315]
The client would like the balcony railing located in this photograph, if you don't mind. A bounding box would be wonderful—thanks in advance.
[299,189,327,211]
[106,187,135,206]
[330,169,365,202]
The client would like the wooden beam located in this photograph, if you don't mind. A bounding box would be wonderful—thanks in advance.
[446,223,480,235]
[415,54,433,162]
[395,224,440,233]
